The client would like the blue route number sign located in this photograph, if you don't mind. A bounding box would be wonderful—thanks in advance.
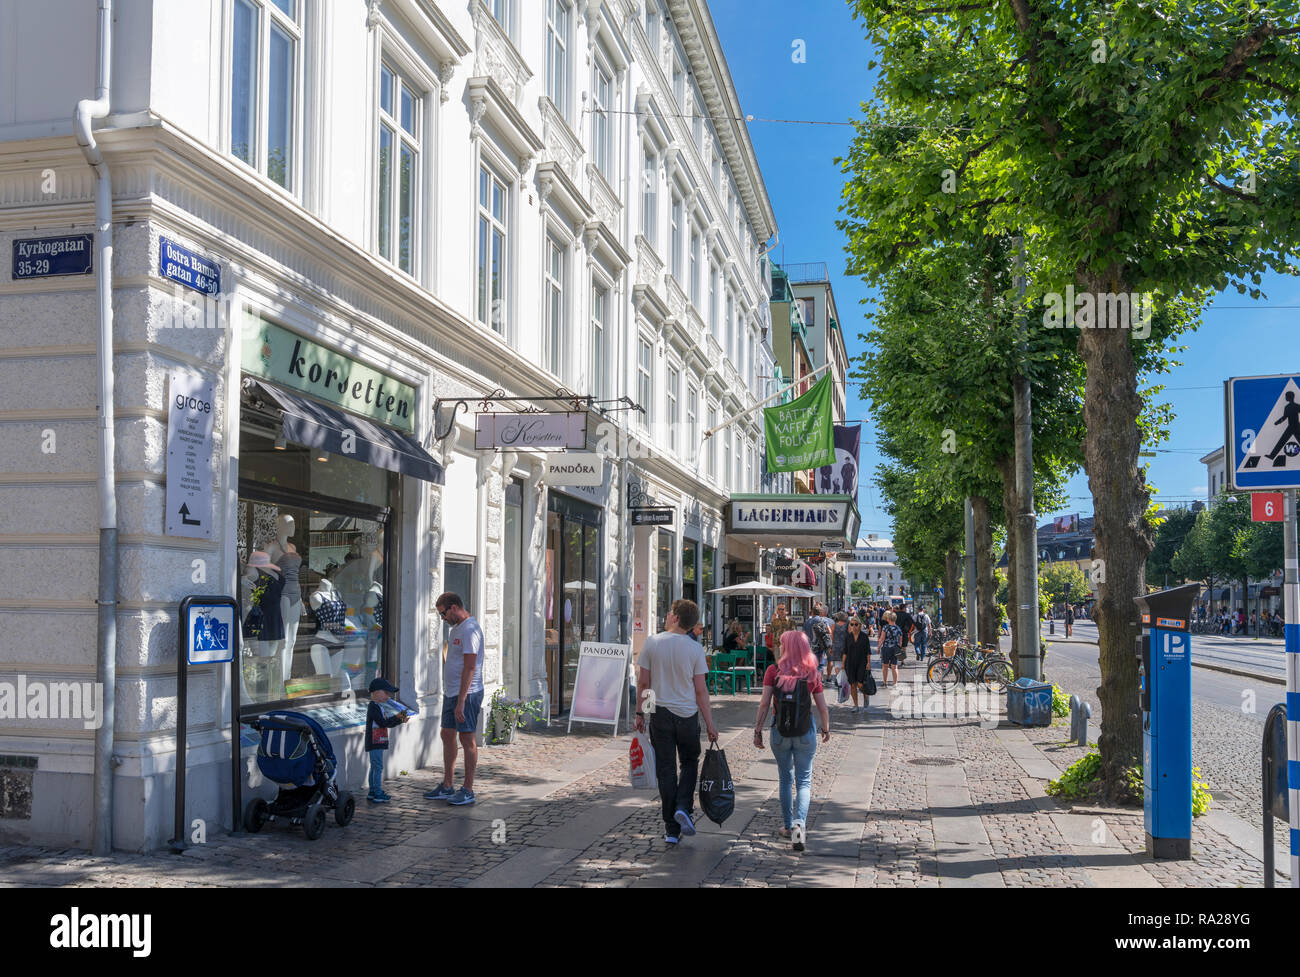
[1225,374,1300,491]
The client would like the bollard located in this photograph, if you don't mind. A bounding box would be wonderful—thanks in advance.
[1069,694,1091,748]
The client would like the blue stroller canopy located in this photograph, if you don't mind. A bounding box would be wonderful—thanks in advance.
[254,710,337,788]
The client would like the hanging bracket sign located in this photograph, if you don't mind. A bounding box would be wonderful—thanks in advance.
[475,412,587,450]
[630,506,674,526]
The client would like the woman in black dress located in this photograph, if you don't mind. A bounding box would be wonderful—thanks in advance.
[842,617,872,714]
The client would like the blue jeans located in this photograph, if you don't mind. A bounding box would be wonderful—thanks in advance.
[914,633,928,659]
[770,721,817,829]
[368,750,385,797]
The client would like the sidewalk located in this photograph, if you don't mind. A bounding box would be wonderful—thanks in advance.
[0,661,1283,887]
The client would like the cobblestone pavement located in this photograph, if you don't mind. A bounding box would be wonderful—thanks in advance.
[0,658,1279,887]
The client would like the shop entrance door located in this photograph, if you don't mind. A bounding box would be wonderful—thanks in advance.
[544,493,602,716]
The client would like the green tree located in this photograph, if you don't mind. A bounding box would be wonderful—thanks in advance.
[1039,561,1091,605]
[851,580,873,598]
[1147,508,1198,586]
[838,1,1299,797]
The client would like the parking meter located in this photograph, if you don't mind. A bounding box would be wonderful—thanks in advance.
[1134,583,1198,859]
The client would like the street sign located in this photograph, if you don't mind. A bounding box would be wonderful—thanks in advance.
[1252,492,1285,522]
[1226,374,1300,490]
[165,369,215,539]
[820,540,845,552]
[158,235,221,295]
[12,234,93,279]
[630,506,673,526]
[186,601,235,664]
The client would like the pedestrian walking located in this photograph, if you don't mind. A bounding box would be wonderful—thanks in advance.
[878,610,903,686]
[424,592,483,806]
[753,629,830,852]
[913,605,931,661]
[894,602,914,663]
[364,677,409,803]
[842,616,872,713]
[1065,604,1074,639]
[634,599,720,846]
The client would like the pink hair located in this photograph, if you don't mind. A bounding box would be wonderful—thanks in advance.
[775,629,818,691]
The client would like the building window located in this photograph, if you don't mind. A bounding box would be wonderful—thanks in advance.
[726,291,735,362]
[644,2,659,58]
[667,367,679,454]
[689,227,701,304]
[709,261,719,337]
[638,339,653,430]
[687,382,698,452]
[592,61,612,179]
[488,0,511,34]
[477,164,508,333]
[672,54,685,107]
[591,284,608,401]
[799,296,816,328]
[545,235,565,379]
[545,0,571,120]
[377,62,420,274]
[723,430,732,490]
[641,148,657,247]
[707,405,717,478]
[670,192,684,282]
[230,0,301,191]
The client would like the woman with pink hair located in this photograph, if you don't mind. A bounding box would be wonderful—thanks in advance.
[752,629,830,852]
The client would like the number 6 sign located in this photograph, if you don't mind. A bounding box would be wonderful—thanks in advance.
[1252,492,1284,522]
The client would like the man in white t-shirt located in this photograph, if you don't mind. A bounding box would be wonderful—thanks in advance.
[635,599,719,846]
[424,592,483,806]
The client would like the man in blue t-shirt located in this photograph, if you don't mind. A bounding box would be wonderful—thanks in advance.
[424,592,483,806]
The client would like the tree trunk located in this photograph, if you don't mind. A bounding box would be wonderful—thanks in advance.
[996,455,1019,675]
[943,548,962,626]
[1077,285,1153,801]
[971,495,999,649]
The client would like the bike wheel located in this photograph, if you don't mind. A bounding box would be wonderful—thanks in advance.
[928,657,959,692]
[979,659,1013,694]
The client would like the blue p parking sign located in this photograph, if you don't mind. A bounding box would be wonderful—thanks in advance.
[1226,374,1300,490]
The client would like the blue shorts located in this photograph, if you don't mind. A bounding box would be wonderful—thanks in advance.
[441,689,483,733]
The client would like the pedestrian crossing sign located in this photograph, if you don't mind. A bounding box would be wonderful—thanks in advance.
[1226,374,1300,490]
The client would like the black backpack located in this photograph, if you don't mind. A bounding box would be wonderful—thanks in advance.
[811,618,831,654]
[775,678,812,737]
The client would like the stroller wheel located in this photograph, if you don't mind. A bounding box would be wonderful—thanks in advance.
[303,802,327,841]
[335,791,356,827]
[243,797,269,833]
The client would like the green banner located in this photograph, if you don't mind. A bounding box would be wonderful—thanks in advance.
[763,374,835,473]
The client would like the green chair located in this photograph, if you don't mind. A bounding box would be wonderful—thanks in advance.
[705,653,734,695]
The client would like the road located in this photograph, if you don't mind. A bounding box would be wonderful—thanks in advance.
[1049,619,1287,683]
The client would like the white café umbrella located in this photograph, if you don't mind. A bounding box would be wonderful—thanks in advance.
[705,581,793,665]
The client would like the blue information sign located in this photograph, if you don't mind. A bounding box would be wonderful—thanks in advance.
[159,235,221,295]
[1226,374,1300,490]
[187,602,235,665]
[12,234,93,279]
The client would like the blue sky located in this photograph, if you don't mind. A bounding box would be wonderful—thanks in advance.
[710,0,1300,539]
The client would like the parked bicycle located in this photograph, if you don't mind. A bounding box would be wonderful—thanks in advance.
[927,642,1013,693]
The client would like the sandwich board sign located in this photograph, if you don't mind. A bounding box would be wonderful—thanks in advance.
[567,642,631,735]
[1226,374,1300,490]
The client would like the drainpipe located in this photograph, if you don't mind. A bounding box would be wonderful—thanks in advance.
[77,0,117,856]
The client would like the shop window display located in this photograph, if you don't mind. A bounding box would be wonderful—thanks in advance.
[237,423,393,710]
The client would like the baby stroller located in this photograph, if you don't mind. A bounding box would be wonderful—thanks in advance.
[243,710,355,840]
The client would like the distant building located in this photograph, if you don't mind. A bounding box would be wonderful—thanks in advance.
[845,536,905,597]
[1201,447,1227,501]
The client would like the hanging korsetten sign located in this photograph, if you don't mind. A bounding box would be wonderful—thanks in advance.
[475,412,587,450]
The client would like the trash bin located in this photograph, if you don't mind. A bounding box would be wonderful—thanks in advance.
[1007,677,1053,726]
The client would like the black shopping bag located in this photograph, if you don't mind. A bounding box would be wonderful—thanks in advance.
[698,744,735,825]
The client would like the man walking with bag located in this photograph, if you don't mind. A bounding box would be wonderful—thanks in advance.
[635,599,719,846]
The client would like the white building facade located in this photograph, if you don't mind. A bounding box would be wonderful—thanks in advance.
[0,0,777,850]
[845,537,904,597]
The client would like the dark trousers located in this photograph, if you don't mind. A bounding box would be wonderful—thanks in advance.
[649,709,701,837]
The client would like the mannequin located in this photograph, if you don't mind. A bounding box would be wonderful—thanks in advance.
[241,551,284,700]
[311,578,361,690]
[309,641,343,685]
[264,513,303,690]
[363,580,384,688]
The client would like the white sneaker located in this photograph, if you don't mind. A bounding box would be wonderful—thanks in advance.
[792,823,806,852]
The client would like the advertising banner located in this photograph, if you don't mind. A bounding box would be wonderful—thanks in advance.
[568,642,632,734]
[816,424,861,496]
[763,374,834,473]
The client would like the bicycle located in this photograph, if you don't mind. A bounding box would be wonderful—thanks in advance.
[927,642,1013,693]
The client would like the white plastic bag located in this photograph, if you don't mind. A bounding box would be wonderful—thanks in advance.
[629,731,656,789]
